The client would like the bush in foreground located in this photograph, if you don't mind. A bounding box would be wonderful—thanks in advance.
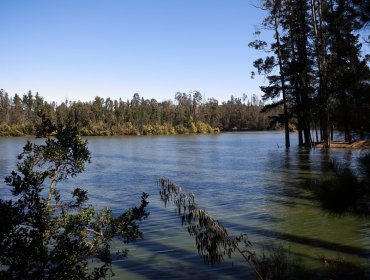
[0,120,149,279]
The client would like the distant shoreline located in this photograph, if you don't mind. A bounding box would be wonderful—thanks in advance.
[0,129,285,137]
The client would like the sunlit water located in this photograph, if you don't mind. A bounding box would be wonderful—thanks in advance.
[0,132,369,279]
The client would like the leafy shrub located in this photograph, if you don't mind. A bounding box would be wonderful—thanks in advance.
[0,124,26,136]
[0,121,149,279]
[175,125,190,134]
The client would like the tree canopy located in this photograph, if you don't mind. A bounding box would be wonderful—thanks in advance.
[0,90,282,137]
[250,0,370,147]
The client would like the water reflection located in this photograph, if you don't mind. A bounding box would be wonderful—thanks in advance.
[263,145,370,268]
[0,132,369,279]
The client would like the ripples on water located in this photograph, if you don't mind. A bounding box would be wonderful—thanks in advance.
[0,132,369,279]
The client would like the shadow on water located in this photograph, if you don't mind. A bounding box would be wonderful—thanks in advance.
[265,147,370,215]
[265,196,314,208]
[1,134,370,279]
[111,202,370,279]
[111,238,252,279]
[303,152,370,216]
[221,221,370,258]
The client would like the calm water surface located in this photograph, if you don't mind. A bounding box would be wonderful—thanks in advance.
[0,132,369,279]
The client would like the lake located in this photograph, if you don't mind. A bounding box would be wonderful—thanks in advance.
[0,132,369,279]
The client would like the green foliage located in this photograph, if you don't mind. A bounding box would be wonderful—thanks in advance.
[0,90,278,137]
[174,124,190,134]
[142,123,176,135]
[0,123,33,136]
[81,122,111,136]
[0,121,149,279]
[158,178,261,277]
[250,0,370,147]
[195,121,213,133]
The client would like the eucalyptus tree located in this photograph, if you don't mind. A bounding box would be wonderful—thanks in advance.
[0,89,10,123]
[92,96,104,124]
[174,92,192,127]
[204,98,220,128]
[191,90,203,121]
[130,93,144,129]
[10,94,24,125]
[56,102,69,127]
[149,98,160,124]
[159,99,176,125]
[22,90,34,122]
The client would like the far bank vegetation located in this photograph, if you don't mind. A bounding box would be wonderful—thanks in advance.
[0,90,282,137]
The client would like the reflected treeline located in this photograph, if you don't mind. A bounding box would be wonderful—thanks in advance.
[306,153,370,215]
[266,146,370,215]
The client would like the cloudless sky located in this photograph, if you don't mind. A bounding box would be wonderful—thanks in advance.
[0,0,271,103]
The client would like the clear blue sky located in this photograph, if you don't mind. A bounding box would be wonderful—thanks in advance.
[0,0,270,103]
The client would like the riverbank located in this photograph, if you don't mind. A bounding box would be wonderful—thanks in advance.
[315,140,370,149]
[0,122,220,137]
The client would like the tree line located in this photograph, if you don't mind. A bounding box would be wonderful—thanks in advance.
[0,89,282,136]
[250,0,370,147]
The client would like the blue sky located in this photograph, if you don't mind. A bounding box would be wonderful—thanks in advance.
[0,0,270,103]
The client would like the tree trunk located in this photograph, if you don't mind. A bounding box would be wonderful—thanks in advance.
[273,0,290,148]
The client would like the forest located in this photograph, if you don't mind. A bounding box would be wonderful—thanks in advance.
[249,0,370,147]
[0,90,282,136]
